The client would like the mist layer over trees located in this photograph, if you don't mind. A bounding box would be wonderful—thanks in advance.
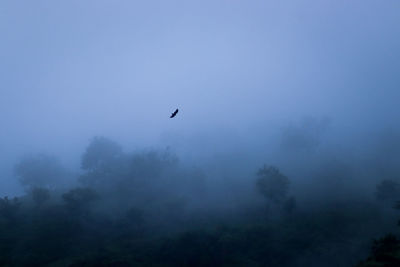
[2,1,400,266]
[1,125,400,266]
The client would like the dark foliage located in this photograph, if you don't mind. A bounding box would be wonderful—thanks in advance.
[81,136,123,171]
[1,137,398,266]
[0,196,20,225]
[30,187,51,207]
[62,187,98,213]
[256,165,290,204]
[376,179,400,202]
[358,234,400,267]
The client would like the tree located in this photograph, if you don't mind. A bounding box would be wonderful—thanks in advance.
[0,197,21,225]
[81,136,123,171]
[62,187,98,212]
[30,187,51,207]
[283,196,296,214]
[14,154,69,190]
[256,165,290,204]
[358,234,400,266]
[376,179,400,201]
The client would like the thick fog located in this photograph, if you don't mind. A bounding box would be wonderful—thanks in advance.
[1,1,400,266]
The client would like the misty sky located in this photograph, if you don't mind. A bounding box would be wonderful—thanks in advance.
[1,1,400,194]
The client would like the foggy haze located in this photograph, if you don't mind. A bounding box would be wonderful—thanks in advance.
[1,1,400,266]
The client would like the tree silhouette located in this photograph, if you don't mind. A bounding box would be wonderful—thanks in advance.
[30,187,51,207]
[376,179,400,201]
[62,187,98,213]
[0,197,21,225]
[81,136,123,171]
[256,165,290,204]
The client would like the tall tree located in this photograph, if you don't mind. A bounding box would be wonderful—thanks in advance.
[256,165,290,204]
[81,136,123,171]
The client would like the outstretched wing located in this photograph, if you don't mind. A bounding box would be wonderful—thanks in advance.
[170,109,179,118]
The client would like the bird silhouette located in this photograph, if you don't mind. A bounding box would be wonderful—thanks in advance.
[170,108,179,118]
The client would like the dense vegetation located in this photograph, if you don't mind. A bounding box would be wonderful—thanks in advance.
[1,135,400,266]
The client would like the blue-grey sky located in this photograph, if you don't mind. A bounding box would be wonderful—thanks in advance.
[1,1,400,194]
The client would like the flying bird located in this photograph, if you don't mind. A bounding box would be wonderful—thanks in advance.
[170,108,179,118]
